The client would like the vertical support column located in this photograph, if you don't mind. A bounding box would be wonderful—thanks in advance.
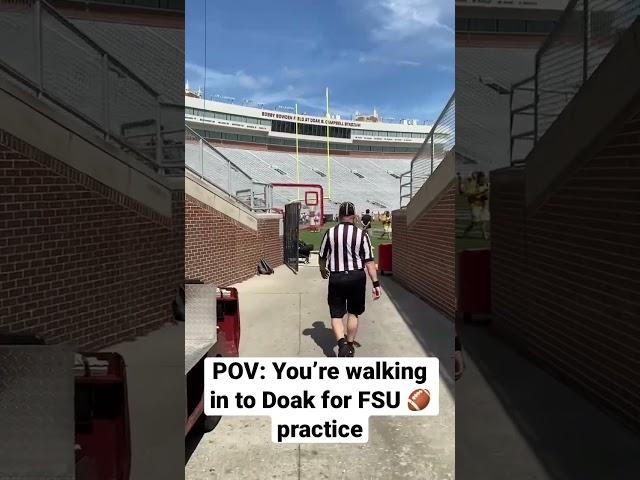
[102,53,110,140]
[33,0,43,97]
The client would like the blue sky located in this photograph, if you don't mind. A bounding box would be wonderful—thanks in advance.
[186,0,454,124]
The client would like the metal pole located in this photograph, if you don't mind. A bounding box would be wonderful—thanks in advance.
[534,55,539,143]
[199,138,204,178]
[295,103,300,201]
[33,0,43,96]
[326,87,331,200]
[227,157,231,194]
[430,136,435,175]
[509,87,514,165]
[409,165,413,199]
[102,53,109,140]
[155,98,163,168]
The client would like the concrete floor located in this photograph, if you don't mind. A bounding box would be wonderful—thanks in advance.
[456,323,640,480]
[102,260,640,480]
[185,262,456,480]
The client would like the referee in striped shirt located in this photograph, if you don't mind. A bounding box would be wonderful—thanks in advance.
[319,201,381,357]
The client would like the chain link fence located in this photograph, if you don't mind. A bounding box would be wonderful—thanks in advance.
[0,0,182,174]
[400,92,455,207]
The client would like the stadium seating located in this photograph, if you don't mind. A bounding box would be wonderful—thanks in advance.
[71,20,184,105]
[213,147,410,213]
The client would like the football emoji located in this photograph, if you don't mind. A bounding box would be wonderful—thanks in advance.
[408,388,430,411]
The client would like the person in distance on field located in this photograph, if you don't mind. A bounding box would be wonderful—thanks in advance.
[319,202,381,357]
[361,209,372,233]
[379,211,392,239]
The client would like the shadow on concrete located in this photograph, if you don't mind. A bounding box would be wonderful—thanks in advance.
[457,322,640,480]
[185,429,204,465]
[381,276,455,394]
[301,321,336,357]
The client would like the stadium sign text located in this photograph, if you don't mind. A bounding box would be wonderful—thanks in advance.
[261,111,361,128]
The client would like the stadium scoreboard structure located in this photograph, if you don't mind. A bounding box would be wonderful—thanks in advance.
[185,95,431,156]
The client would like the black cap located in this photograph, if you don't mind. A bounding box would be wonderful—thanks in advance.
[339,202,355,217]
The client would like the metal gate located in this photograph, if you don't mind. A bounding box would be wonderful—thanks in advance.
[283,202,300,272]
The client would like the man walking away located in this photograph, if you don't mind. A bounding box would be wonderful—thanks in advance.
[361,209,372,233]
[319,202,381,357]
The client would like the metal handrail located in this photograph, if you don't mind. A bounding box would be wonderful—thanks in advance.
[399,170,411,208]
[185,125,273,211]
[515,0,640,162]
[402,91,455,206]
[39,0,159,97]
[0,0,180,172]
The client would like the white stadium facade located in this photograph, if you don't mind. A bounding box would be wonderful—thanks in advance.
[185,92,433,215]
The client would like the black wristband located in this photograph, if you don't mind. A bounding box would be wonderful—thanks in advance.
[455,336,462,351]
[373,280,380,288]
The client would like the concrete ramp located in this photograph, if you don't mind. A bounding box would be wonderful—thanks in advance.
[185,265,455,480]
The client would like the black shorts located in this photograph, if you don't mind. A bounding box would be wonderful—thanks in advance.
[327,270,366,318]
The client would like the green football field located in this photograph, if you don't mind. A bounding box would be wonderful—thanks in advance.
[299,221,391,262]
[298,196,489,259]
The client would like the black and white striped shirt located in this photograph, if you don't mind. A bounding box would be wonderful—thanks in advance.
[319,222,374,272]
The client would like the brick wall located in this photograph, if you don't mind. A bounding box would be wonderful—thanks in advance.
[185,196,282,286]
[392,181,456,319]
[489,167,527,337]
[491,108,640,428]
[0,129,182,350]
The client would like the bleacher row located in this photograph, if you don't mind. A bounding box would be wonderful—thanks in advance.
[217,147,410,214]
[185,142,411,214]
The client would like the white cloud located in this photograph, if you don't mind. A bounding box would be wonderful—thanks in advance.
[364,0,454,42]
[341,0,454,80]
[358,53,422,66]
[185,62,272,92]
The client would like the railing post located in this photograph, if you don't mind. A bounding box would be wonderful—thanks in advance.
[199,138,204,178]
[155,98,163,169]
[102,53,109,140]
[430,137,435,175]
[534,55,539,143]
[227,158,231,194]
[509,87,514,165]
[33,0,43,96]
[409,166,413,199]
